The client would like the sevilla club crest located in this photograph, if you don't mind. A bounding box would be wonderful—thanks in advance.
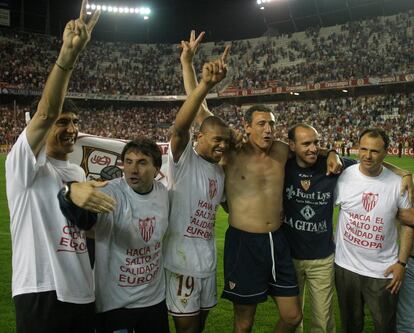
[138,217,156,242]
[300,179,311,191]
[209,179,218,199]
[362,192,379,212]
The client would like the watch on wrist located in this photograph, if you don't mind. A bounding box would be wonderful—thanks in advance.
[397,260,407,268]
[62,182,76,203]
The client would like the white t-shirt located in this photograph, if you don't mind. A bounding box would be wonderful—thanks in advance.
[94,178,169,313]
[334,164,411,278]
[163,140,225,278]
[6,129,94,303]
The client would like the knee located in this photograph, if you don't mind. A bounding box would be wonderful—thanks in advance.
[235,317,254,332]
[174,317,199,333]
[280,309,303,328]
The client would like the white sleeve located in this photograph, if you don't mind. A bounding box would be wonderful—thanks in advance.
[95,184,117,237]
[334,176,342,206]
[221,189,226,204]
[167,139,194,183]
[5,128,47,188]
[398,190,411,210]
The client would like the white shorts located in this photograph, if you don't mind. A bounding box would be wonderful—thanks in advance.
[165,269,217,316]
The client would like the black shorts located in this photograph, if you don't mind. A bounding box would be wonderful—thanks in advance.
[14,291,95,333]
[95,300,170,333]
[221,226,299,304]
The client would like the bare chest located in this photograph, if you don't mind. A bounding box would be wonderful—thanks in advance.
[226,154,285,192]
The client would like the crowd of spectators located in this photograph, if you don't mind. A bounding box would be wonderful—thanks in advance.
[269,93,414,149]
[231,11,414,89]
[1,11,413,96]
[1,93,413,150]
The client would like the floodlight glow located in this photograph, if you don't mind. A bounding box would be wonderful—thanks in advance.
[144,16,149,20]
[87,3,152,16]
[257,0,277,6]
[342,89,348,93]
[294,92,299,96]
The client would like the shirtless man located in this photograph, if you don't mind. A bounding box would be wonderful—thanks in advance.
[221,105,304,333]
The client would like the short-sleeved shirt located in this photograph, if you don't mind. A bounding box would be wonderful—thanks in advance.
[163,139,225,278]
[335,164,410,278]
[283,156,356,260]
[94,178,169,313]
[6,129,94,303]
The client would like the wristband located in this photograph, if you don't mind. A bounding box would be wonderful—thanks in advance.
[328,149,339,155]
[402,174,412,178]
[55,62,73,71]
[397,260,407,268]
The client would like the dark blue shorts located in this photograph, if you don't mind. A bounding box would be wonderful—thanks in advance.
[221,226,299,304]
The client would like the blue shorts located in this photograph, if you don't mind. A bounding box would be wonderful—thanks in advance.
[221,226,299,304]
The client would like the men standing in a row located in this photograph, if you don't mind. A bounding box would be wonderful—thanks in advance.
[284,125,414,333]
[335,128,414,333]
[5,1,100,332]
[177,31,342,333]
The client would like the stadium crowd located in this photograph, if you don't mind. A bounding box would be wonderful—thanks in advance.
[1,10,413,95]
[231,11,414,89]
[1,93,413,148]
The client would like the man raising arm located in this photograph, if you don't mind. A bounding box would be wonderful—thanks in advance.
[5,1,101,332]
[163,49,230,333]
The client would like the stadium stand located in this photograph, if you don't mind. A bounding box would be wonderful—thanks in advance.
[1,10,413,155]
[1,10,413,96]
[1,93,413,152]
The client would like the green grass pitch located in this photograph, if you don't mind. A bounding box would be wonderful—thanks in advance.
[0,154,413,332]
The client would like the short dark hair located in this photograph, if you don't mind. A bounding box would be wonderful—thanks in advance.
[30,98,79,119]
[288,123,316,142]
[199,116,228,133]
[244,105,273,124]
[121,138,162,169]
[358,128,390,150]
